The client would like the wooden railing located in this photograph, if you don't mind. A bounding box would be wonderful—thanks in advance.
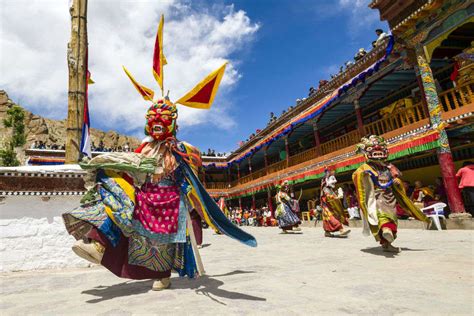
[205,182,228,190]
[365,101,427,136]
[320,129,360,155]
[266,160,287,174]
[289,147,318,167]
[205,81,473,191]
[439,81,473,112]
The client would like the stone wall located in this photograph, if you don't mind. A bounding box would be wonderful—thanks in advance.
[0,195,91,272]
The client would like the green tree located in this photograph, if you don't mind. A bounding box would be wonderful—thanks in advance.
[3,105,26,147]
[0,105,26,166]
[0,142,20,166]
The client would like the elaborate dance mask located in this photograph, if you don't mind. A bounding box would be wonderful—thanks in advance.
[281,180,290,192]
[145,99,178,141]
[322,169,337,189]
[356,135,388,161]
[122,15,227,142]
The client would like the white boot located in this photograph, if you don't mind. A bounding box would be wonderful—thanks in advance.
[72,239,104,264]
[152,277,171,291]
[339,229,351,236]
[382,227,395,243]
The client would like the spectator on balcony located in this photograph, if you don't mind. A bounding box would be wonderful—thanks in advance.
[371,41,377,49]
[375,29,389,46]
[354,48,367,61]
[345,61,354,69]
[309,86,316,96]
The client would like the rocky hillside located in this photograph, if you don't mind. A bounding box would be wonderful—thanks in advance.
[0,90,141,150]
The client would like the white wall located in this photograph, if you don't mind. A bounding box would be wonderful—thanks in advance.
[0,196,91,272]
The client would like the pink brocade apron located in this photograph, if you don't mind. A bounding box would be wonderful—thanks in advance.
[134,183,180,234]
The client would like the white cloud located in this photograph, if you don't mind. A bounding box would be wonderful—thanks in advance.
[0,0,259,137]
[338,0,382,35]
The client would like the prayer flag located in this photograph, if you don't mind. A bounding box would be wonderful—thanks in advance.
[80,70,92,158]
[122,66,155,101]
[153,14,167,94]
[176,63,227,109]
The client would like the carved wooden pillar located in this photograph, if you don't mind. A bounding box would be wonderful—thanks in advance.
[202,168,206,187]
[416,49,466,216]
[267,189,274,217]
[312,120,321,156]
[354,99,365,138]
[284,136,290,166]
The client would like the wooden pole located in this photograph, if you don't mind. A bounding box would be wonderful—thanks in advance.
[65,0,88,164]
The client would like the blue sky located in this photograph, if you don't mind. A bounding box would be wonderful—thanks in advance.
[1,0,388,153]
[178,0,388,152]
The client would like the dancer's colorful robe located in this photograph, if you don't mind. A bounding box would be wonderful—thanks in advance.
[320,187,349,232]
[352,162,429,243]
[275,191,301,230]
[63,141,256,280]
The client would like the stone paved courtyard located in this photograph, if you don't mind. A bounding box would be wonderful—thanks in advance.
[1,227,473,315]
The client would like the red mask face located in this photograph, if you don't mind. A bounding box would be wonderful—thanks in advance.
[145,101,178,141]
[365,144,388,160]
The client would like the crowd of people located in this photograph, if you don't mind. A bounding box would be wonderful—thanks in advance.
[221,165,474,229]
[308,29,390,93]
[202,148,228,157]
[29,140,134,153]
[228,206,277,227]
[30,141,65,150]
[235,29,390,149]
[91,141,133,152]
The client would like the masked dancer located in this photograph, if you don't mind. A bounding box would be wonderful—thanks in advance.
[62,15,256,291]
[275,180,301,233]
[320,169,351,237]
[352,135,429,253]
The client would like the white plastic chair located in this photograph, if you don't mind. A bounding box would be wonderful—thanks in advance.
[421,202,447,231]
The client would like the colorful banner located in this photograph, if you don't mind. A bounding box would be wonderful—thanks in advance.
[212,129,439,199]
[205,36,395,169]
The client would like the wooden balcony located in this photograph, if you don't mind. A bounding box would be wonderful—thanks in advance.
[205,81,474,194]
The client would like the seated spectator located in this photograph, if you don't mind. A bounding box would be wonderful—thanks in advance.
[354,48,367,61]
[309,87,316,96]
[371,40,377,49]
[411,180,434,209]
[375,29,389,46]
[434,177,447,205]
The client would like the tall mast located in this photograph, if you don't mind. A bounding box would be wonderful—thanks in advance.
[65,0,88,164]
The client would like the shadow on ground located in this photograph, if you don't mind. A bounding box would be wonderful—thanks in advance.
[361,246,430,258]
[82,270,266,305]
[172,270,266,305]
